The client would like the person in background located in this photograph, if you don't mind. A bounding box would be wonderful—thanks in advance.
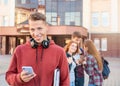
[84,39,103,86]
[64,40,79,86]
[71,31,85,86]
[5,12,70,86]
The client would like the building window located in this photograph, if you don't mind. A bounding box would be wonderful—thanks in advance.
[3,0,8,5]
[2,16,9,26]
[101,12,109,27]
[21,0,26,4]
[92,12,99,27]
[65,12,80,26]
[46,0,82,26]
[46,12,57,25]
[46,13,51,25]
[38,0,45,5]
[0,0,2,5]
[17,13,27,24]
[101,38,107,51]
[94,38,100,51]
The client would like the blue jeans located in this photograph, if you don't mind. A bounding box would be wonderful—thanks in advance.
[70,81,75,86]
[88,84,96,86]
[75,77,84,86]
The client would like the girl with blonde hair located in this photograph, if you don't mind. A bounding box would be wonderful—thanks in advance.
[84,39,103,86]
[64,40,79,86]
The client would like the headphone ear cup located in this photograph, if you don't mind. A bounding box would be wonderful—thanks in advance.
[41,39,50,48]
[30,38,38,48]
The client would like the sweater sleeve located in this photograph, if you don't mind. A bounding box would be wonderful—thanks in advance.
[5,48,24,85]
[58,49,70,86]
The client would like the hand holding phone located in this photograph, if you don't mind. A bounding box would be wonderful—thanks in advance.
[22,66,34,74]
[21,66,36,82]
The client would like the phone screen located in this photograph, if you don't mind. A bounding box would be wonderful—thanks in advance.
[22,66,34,74]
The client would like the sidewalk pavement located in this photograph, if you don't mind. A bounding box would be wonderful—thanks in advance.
[0,55,11,86]
[0,55,120,86]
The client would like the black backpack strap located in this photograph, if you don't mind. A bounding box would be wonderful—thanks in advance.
[72,56,78,65]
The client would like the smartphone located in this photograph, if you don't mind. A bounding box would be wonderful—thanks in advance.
[22,66,34,74]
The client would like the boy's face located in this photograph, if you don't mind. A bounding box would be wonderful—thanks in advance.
[72,37,82,44]
[29,20,48,43]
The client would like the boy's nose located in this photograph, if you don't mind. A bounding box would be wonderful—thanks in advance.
[34,31,40,36]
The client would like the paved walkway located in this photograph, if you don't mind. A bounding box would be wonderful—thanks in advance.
[0,55,120,86]
[0,55,11,86]
[103,58,120,86]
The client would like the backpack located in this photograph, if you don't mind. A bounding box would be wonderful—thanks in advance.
[102,58,110,80]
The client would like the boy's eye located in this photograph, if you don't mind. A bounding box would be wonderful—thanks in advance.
[37,27,42,30]
[30,28,35,31]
